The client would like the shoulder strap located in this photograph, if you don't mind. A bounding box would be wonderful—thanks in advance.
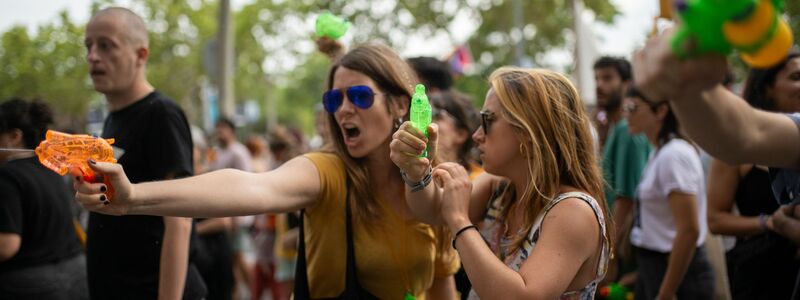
[294,179,377,299]
[294,204,312,299]
[342,179,362,296]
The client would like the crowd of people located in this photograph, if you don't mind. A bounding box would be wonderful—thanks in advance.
[1,5,800,300]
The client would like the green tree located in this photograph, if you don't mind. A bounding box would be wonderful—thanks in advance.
[1,0,620,133]
[788,0,799,43]
[0,11,94,129]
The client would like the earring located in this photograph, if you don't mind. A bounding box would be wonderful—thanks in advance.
[519,143,532,159]
[394,117,403,131]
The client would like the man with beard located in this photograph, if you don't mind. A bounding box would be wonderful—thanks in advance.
[593,56,652,287]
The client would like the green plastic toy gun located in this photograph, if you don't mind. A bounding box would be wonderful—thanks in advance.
[671,0,794,68]
[410,84,432,158]
[315,12,351,39]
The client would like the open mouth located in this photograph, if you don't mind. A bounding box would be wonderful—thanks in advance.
[90,69,106,77]
[342,124,361,139]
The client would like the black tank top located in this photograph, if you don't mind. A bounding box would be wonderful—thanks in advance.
[734,166,779,216]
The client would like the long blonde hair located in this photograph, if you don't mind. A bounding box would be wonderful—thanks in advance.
[489,67,613,254]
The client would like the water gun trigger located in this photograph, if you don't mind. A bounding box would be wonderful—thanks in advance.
[70,167,115,201]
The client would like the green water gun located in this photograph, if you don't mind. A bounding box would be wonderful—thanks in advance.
[315,12,351,39]
[671,0,794,68]
[410,84,432,158]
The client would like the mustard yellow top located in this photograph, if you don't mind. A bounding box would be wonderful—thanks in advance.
[468,163,484,180]
[303,152,460,299]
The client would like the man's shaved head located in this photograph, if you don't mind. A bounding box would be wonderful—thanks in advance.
[91,7,149,49]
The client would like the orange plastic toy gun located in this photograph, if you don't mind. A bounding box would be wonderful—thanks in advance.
[35,130,116,200]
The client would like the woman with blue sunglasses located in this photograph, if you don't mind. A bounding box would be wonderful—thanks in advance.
[74,43,460,299]
[391,67,613,299]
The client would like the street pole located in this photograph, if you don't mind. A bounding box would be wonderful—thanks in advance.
[512,0,524,66]
[218,0,235,118]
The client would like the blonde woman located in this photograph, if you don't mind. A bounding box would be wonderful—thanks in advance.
[391,67,612,299]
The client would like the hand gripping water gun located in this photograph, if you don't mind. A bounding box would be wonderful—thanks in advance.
[35,130,116,200]
[315,12,351,39]
[671,0,794,68]
[598,282,633,300]
[410,84,432,158]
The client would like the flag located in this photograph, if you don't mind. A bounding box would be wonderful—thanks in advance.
[447,45,473,75]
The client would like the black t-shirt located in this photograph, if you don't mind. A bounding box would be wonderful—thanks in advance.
[87,91,206,299]
[0,157,82,272]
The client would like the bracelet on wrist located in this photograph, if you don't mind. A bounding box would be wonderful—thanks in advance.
[452,224,478,250]
[400,167,433,192]
[759,214,770,232]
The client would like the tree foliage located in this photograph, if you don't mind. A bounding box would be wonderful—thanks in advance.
[0,0,619,132]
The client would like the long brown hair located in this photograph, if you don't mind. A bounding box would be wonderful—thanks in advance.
[324,43,417,223]
[489,67,613,254]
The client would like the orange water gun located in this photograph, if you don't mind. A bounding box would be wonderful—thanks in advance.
[35,130,117,200]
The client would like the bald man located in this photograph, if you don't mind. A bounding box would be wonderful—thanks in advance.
[84,7,206,300]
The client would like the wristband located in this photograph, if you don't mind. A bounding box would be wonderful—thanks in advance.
[452,224,478,250]
[400,167,432,192]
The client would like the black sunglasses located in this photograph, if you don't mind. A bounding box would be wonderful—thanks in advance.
[322,85,380,113]
[480,110,495,134]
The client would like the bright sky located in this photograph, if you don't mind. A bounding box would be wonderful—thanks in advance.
[0,0,659,66]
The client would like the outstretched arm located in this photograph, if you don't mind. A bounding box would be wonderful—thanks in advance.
[75,156,321,218]
[672,86,800,167]
[634,30,800,168]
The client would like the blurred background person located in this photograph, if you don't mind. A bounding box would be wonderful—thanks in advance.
[626,87,715,300]
[252,125,303,300]
[246,134,273,173]
[192,125,235,300]
[706,51,800,300]
[429,91,481,178]
[0,98,88,299]
[209,117,255,299]
[594,56,651,290]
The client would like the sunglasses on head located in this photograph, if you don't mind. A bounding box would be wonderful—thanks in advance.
[322,85,381,113]
[480,110,495,134]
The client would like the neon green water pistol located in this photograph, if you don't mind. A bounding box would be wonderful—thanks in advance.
[410,84,431,158]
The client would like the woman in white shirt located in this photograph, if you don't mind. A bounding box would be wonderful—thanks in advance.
[625,86,714,300]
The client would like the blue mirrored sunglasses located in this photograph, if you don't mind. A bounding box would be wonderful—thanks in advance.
[322,85,377,113]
